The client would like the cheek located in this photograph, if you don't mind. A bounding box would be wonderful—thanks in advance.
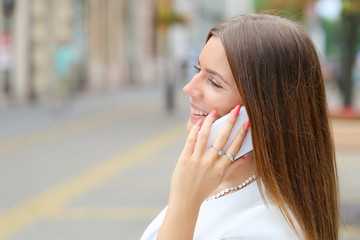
[206,96,240,118]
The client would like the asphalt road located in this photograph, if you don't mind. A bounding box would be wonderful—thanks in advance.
[0,86,359,240]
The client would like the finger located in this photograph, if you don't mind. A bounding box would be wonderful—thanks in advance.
[220,120,250,166]
[182,119,203,156]
[211,105,241,153]
[194,109,217,155]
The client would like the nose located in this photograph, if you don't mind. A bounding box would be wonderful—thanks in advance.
[183,74,203,99]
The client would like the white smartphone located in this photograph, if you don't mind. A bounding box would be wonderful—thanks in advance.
[206,106,253,160]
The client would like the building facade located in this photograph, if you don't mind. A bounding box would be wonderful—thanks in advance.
[0,0,254,104]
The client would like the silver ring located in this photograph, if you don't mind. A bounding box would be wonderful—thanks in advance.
[211,145,223,156]
[225,152,235,162]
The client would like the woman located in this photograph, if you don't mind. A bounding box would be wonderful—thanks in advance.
[141,14,339,240]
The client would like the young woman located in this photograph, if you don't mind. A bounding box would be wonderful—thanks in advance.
[141,14,339,240]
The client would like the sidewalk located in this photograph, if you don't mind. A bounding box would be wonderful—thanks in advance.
[0,85,188,240]
[0,86,166,141]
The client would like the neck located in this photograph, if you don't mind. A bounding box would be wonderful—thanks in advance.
[209,152,256,197]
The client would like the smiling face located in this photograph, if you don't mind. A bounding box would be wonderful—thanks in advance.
[184,37,244,132]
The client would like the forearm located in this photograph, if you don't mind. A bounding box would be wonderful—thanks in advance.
[155,106,246,239]
[157,202,201,240]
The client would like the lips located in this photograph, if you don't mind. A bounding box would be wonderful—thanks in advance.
[189,104,209,121]
[190,107,208,116]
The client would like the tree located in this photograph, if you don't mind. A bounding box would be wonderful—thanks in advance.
[256,0,360,116]
[255,0,317,21]
[338,0,360,110]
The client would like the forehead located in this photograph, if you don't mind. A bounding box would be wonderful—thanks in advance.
[199,37,227,64]
[199,37,235,84]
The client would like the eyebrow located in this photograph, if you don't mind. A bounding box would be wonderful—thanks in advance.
[205,68,229,86]
[198,60,229,86]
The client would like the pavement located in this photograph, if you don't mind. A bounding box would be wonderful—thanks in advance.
[0,84,359,239]
[0,85,188,240]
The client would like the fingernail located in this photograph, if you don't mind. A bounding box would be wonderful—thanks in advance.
[231,105,241,117]
[238,154,248,164]
[196,119,203,126]
[210,110,216,118]
[243,120,250,131]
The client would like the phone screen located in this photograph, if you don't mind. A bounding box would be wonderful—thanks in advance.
[206,106,253,160]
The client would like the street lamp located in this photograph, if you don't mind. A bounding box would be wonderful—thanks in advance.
[155,0,186,113]
[2,0,15,18]
[1,0,15,94]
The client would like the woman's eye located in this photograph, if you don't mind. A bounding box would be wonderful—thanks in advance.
[192,65,222,89]
[208,78,222,89]
[193,65,201,73]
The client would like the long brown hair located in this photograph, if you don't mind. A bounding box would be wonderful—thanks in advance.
[207,14,339,240]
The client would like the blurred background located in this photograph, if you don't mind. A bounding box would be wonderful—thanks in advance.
[0,0,359,239]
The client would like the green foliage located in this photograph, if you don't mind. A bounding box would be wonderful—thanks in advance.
[342,0,360,15]
[254,0,305,22]
[254,0,272,11]
[320,18,342,58]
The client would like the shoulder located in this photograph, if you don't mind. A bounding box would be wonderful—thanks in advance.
[140,207,167,240]
[219,184,301,240]
[223,203,300,239]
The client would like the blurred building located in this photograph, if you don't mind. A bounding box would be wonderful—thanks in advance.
[0,0,254,104]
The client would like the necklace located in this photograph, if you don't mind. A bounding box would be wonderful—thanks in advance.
[206,174,256,201]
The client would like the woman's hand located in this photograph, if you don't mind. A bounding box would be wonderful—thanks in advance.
[157,105,250,240]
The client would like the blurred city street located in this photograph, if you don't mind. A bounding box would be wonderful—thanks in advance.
[0,85,358,239]
[1,0,360,239]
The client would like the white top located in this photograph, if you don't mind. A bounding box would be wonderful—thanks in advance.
[140,182,302,240]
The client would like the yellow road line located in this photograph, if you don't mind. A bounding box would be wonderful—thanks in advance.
[50,207,163,220]
[0,123,185,239]
[0,99,160,155]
